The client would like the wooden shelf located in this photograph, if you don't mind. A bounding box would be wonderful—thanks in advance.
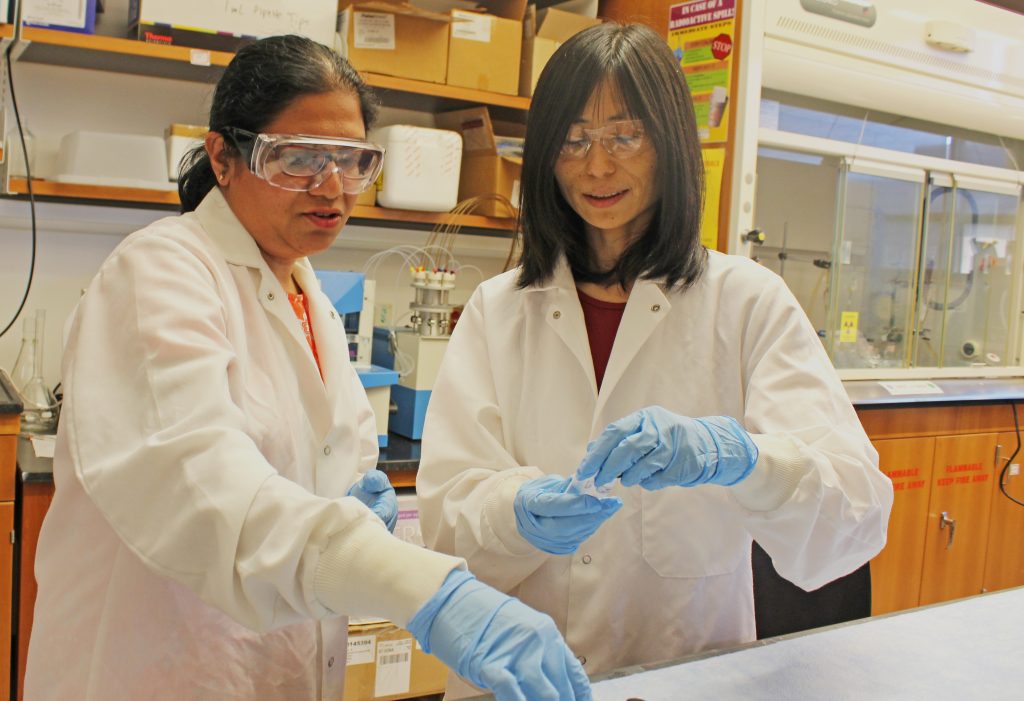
[9,177,180,207]
[362,72,530,112]
[0,24,15,40]
[16,27,530,112]
[6,177,515,233]
[18,26,231,82]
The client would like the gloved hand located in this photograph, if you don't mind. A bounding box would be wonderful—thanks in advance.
[347,469,398,532]
[514,475,622,555]
[577,407,758,491]
[406,568,592,701]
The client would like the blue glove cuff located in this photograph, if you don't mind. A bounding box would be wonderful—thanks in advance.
[406,567,473,653]
[696,416,758,486]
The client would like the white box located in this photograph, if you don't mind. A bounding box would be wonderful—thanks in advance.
[53,131,177,191]
[394,331,449,390]
[165,123,208,181]
[369,125,462,212]
[129,0,337,49]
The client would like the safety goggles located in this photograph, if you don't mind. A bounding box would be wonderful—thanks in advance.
[559,119,647,161]
[221,127,385,194]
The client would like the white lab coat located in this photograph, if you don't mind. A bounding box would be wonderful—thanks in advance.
[25,189,458,700]
[418,252,893,695]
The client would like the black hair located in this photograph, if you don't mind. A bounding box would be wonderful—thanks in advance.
[516,22,707,291]
[178,34,379,213]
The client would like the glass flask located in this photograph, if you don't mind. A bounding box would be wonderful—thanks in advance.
[11,310,58,434]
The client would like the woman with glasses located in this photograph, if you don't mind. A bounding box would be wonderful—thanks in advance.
[26,34,590,701]
[417,22,892,697]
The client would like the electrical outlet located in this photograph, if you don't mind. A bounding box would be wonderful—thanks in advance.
[1010,463,1020,477]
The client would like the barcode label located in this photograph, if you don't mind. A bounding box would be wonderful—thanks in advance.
[380,652,410,665]
[374,638,413,697]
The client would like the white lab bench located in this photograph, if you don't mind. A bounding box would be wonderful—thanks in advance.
[466,586,1024,700]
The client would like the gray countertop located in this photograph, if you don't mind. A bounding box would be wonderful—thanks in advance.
[465,586,1024,700]
[844,377,1024,407]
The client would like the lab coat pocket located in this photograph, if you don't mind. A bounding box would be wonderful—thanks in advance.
[640,489,747,578]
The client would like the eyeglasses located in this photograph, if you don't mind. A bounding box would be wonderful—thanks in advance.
[559,119,646,160]
[220,127,385,194]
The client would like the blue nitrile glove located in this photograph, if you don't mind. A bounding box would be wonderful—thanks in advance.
[577,407,758,491]
[407,569,592,701]
[347,469,398,532]
[514,475,622,555]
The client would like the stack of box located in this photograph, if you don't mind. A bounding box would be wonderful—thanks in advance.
[520,3,603,97]
[338,1,528,94]
[435,106,524,217]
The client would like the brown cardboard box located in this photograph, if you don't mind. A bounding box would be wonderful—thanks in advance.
[520,6,602,97]
[344,621,448,701]
[338,1,452,84]
[446,1,526,95]
[435,106,524,217]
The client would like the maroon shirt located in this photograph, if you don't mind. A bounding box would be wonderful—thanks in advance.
[577,288,627,390]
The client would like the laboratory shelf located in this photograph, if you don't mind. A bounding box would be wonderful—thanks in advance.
[14,27,530,113]
[16,26,233,82]
[6,177,517,234]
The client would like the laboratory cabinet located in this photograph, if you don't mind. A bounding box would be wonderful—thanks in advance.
[0,372,21,701]
[858,402,1024,616]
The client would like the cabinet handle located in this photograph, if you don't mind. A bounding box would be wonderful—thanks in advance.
[939,511,956,549]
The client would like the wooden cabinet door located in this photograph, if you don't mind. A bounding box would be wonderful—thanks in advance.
[919,433,998,605]
[0,501,13,701]
[870,437,934,615]
[983,431,1024,592]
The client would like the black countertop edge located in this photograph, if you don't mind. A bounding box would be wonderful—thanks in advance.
[845,377,1024,407]
[0,368,24,415]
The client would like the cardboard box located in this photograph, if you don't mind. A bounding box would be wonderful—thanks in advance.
[435,106,524,217]
[344,622,448,701]
[446,1,526,95]
[520,5,602,97]
[128,0,338,51]
[338,2,452,84]
[23,0,97,34]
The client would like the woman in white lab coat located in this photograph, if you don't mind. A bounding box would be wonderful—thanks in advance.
[25,35,590,701]
[417,23,894,696]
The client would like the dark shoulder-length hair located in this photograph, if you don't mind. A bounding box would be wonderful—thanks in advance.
[516,22,706,291]
[178,34,379,213]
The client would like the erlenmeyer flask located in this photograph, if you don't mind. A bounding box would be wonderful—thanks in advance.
[12,310,58,434]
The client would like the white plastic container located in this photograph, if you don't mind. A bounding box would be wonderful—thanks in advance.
[54,130,177,191]
[369,125,462,212]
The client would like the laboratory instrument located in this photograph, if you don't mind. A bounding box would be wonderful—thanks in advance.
[11,310,58,434]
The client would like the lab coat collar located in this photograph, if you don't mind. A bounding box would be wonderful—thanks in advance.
[528,255,672,408]
[194,187,334,439]
[194,187,272,272]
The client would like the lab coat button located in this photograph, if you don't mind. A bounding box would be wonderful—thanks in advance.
[582,554,592,564]
[553,310,561,319]
[330,310,336,319]
[578,655,587,666]
[323,445,332,456]
[651,304,661,312]
[328,656,335,668]
[266,292,276,302]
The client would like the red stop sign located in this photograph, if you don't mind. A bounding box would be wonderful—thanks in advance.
[712,33,733,60]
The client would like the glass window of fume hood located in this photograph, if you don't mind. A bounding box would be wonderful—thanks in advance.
[760,89,1024,171]
[827,166,924,370]
[914,183,1021,369]
[750,147,842,335]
